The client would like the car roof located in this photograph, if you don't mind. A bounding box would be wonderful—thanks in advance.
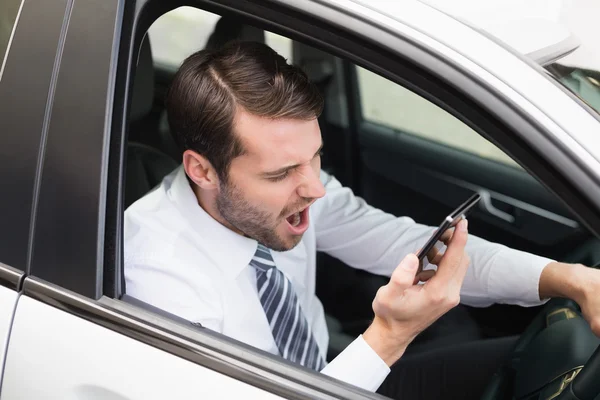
[351,0,579,66]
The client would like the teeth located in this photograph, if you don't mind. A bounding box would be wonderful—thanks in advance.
[291,212,301,227]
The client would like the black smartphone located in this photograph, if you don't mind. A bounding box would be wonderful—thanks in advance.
[416,193,481,262]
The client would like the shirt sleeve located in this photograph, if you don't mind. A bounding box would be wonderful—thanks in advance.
[320,335,390,392]
[312,170,554,307]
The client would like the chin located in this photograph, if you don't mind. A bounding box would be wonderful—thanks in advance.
[270,232,304,252]
[285,235,304,250]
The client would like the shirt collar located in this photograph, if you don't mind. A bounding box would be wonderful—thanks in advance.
[168,166,258,280]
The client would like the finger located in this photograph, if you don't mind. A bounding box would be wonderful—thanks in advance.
[426,244,440,265]
[427,245,445,265]
[426,228,454,264]
[427,219,469,288]
[447,223,470,286]
[422,229,452,262]
[417,270,436,282]
[440,227,454,246]
[389,253,420,295]
[413,258,426,284]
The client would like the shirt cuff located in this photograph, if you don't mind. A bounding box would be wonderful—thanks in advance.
[488,247,554,306]
[320,335,390,392]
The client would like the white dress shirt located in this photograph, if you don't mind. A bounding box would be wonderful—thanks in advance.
[124,165,552,392]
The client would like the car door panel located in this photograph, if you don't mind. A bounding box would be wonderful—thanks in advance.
[357,121,589,259]
[1,295,285,400]
[0,0,68,271]
[0,284,19,385]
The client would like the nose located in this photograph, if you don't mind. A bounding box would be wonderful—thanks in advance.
[296,164,326,199]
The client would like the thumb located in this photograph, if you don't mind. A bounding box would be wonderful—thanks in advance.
[389,254,420,294]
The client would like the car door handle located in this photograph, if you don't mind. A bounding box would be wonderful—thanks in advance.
[478,190,516,224]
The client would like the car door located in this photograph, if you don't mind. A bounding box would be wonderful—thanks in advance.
[0,0,288,398]
[0,0,278,398]
[0,1,386,399]
[0,0,46,385]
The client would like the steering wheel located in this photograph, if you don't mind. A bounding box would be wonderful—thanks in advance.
[480,267,600,400]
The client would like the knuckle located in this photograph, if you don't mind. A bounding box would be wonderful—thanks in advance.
[391,274,405,287]
[375,286,387,300]
[429,291,460,308]
[375,286,391,305]
[429,291,445,305]
[372,299,381,314]
[590,318,600,334]
[447,294,461,308]
[373,294,393,316]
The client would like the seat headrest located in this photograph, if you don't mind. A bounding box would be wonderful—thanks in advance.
[130,35,154,122]
[205,16,265,51]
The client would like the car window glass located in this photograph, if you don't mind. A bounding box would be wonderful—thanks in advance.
[0,0,23,82]
[356,66,520,168]
[547,63,600,115]
[148,6,293,69]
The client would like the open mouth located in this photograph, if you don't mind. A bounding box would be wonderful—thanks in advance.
[286,210,302,227]
[284,206,310,234]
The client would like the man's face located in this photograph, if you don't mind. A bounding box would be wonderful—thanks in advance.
[215,110,326,251]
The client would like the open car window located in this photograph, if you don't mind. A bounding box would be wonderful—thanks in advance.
[148,6,293,71]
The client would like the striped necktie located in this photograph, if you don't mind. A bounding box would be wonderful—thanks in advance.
[250,244,325,371]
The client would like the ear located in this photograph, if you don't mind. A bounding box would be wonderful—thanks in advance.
[183,150,219,190]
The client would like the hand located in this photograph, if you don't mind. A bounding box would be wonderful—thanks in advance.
[539,261,600,336]
[414,227,456,284]
[363,219,471,366]
[577,269,600,336]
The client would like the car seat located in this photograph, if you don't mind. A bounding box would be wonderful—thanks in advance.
[126,34,178,209]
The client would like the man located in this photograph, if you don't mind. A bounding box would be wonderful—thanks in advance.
[124,41,600,399]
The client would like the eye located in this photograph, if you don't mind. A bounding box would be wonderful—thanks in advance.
[268,170,291,182]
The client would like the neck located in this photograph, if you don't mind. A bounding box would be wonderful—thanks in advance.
[190,179,245,237]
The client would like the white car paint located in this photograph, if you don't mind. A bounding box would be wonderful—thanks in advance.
[420,0,600,70]
[0,285,18,383]
[420,0,574,58]
[1,296,284,400]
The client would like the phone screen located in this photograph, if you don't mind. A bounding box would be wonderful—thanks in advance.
[416,193,481,262]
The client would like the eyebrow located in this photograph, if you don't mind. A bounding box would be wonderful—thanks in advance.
[261,143,324,177]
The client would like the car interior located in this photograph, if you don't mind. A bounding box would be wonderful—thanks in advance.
[123,4,600,388]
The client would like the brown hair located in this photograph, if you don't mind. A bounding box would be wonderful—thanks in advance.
[165,41,324,180]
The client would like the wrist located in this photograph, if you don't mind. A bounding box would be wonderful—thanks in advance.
[362,317,409,367]
[539,262,587,302]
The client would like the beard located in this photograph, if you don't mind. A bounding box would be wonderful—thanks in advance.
[215,179,310,251]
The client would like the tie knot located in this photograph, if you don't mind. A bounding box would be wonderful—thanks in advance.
[251,244,276,272]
